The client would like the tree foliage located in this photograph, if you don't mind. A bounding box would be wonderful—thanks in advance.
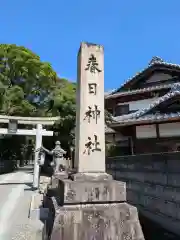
[0,44,57,116]
[0,44,76,160]
[46,78,76,148]
[0,44,112,161]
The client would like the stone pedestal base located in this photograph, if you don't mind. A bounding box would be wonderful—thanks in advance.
[50,199,144,240]
[54,171,68,180]
[58,179,126,204]
[71,172,113,181]
[45,173,145,240]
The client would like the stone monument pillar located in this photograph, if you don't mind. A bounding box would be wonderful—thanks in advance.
[48,43,145,240]
[75,43,105,173]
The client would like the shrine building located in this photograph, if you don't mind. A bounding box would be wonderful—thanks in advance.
[105,56,180,155]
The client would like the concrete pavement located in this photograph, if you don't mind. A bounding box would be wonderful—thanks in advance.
[0,167,46,240]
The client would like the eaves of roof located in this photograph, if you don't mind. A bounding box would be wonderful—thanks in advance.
[105,83,172,99]
[110,83,180,126]
[108,58,180,96]
[111,112,180,127]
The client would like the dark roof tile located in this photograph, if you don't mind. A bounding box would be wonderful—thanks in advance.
[111,83,180,125]
[109,58,180,95]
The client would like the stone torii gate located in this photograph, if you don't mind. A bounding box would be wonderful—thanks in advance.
[0,115,60,189]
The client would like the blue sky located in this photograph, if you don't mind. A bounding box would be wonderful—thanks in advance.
[1,1,180,90]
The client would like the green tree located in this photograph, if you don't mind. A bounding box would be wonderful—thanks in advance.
[0,44,57,116]
[0,44,58,165]
[0,43,114,161]
[0,44,77,158]
[46,78,76,149]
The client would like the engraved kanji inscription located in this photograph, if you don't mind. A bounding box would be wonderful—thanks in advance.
[88,83,97,95]
[85,54,101,73]
[83,135,101,155]
[84,105,100,124]
[92,135,101,152]
[93,105,100,124]
[84,106,93,123]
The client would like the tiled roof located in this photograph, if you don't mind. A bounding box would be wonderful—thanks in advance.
[104,89,116,96]
[113,112,180,126]
[111,83,180,126]
[109,57,180,96]
[105,83,172,99]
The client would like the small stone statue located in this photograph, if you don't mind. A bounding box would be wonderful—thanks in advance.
[40,141,67,174]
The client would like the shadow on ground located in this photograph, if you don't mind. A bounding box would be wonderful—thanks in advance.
[139,214,179,240]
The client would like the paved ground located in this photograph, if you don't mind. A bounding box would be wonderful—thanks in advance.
[1,166,179,240]
[0,166,44,240]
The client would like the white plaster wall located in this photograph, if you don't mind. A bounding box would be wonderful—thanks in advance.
[136,125,157,139]
[118,98,159,112]
[159,122,180,137]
